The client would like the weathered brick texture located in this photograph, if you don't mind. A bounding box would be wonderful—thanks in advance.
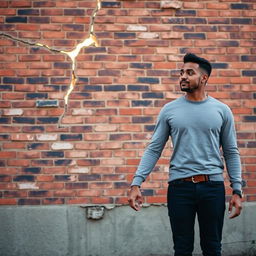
[0,0,255,205]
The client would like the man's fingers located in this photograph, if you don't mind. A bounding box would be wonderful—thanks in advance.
[229,196,242,219]
[229,207,241,219]
[228,200,233,213]
[128,198,140,211]
[128,188,142,211]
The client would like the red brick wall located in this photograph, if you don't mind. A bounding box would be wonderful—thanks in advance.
[0,0,255,205]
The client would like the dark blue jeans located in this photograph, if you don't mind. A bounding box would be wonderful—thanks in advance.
[167,180,226,256]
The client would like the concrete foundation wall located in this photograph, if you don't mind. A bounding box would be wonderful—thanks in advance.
[0,202,256,256]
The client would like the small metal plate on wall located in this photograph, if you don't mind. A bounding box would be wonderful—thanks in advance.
[86,206,105,220]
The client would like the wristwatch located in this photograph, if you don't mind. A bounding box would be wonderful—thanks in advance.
[232,189,243,198]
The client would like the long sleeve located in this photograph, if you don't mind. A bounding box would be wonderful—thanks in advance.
[220,107,242,191]
[131,108,170,186]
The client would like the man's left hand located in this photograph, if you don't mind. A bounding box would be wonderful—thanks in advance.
[228,194,243,219]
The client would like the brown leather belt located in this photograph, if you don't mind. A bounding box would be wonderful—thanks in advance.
[182,175,209,183]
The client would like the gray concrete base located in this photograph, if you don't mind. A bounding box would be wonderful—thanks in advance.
[0,202,255,256]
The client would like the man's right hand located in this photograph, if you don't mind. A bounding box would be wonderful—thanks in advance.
[128,185,143,211]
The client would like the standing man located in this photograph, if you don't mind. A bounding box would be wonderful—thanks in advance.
[128,53,243,256]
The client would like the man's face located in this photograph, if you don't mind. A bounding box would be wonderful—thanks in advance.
[179,62,204,93]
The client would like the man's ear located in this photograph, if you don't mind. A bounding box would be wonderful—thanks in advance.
[201,74,208,84]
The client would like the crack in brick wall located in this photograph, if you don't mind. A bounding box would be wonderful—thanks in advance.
[1,0,101,127]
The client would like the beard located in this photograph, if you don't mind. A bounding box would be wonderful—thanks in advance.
[180,79,200,93]
[180,86,198,93]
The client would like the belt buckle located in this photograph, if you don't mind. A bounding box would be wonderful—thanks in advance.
[192,176,199,183]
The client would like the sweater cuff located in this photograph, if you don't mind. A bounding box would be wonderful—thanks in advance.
[232,182,242,192]
[131,176,144,187]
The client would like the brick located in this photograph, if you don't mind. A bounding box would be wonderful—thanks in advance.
[79,174,101,181]
[70,126,92,133]
[132,117,153,123]
[41,9,63,16]
[184,33,206,39]
[51,142,73,150]
[98,70,120,77]
[11,134,34,141]
[0,199,17,205]
[35,134,57,141]
[212,63,229,69]
[207,3,229,9]
[64,9,85,16]
[128,85,149,91]
[110,134,131,141]
[3,77,24,84]
[68,167,90,174]
[36,100,59,108]
[99,142,122,150]
[94,125,118,132]
[18,9,40,15]
[66,151,87,158]
[138,32,159,39]
[54,175,74,182]
[0,117,10,124]
[0,152,16,158]
[60,134,82,141]
[13,117,35,124]
[130,63,152,69]
[3,109,23,116]
[103,85,125,91]
[37,117,59,124]
[208,18,229,24]
[160,0,182,9]
[43,198,64,205]
[231,3,251,9]
[132,100,153,107]
[217,41,239,47]
[163,17,184,24]
[241,56,256,62]
[231,18,252,24]
[0,9,16,16]
[28,190,52,197]
[6,16,27,23]
[18,199,40,205]
[243,116,256,122]
[142,92,164,99]
[23,167,41,174]
[54,159,72,166]
[175,10,196,16]
[13,175,35,182]
[29,17,50,23]
[101,2,121,8]
[42,151,64,158]
[127,25,147,31]
[0,134,9,140]
[0,175,11,182]
[162,31,183,39]
[66,183,88,189]
[4,191,28,198]
[0,85,12,91]
[114,32,136,39]
[137,77,159,84]
[242,70,256,76]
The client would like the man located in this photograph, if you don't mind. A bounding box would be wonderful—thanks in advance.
[128,53,243,256]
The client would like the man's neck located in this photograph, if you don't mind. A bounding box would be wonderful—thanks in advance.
[185,91,208,102]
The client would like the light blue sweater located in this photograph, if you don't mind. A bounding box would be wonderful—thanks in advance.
[131,96,242,191]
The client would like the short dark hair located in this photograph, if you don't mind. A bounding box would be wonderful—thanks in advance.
[183,53,212,77]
